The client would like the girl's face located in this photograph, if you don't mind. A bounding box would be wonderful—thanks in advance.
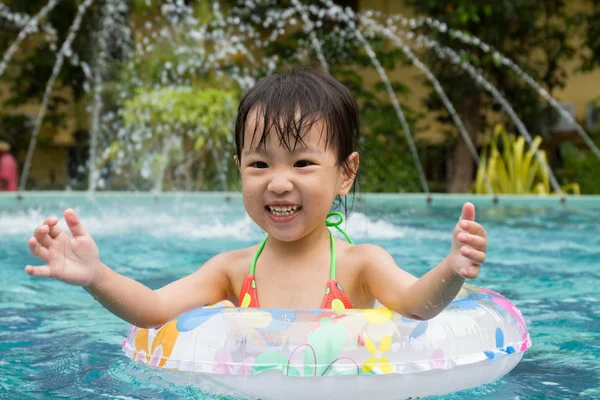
[237,112,358,242]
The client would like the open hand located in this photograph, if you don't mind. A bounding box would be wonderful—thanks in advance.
[25,209,100,286]
[448,202,487,279]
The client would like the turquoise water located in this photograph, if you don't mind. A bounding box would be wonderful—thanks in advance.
[1,192,599,399]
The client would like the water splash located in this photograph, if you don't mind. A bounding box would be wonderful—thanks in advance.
[88,0,131,193]
[291,0,329,71]
[319,0,429,194]
[19,0,96,192]
[0,3,31,28]
[0,0,59,78]
[359,14,495,196]
[385,12,600,161]
[413,34,564,195]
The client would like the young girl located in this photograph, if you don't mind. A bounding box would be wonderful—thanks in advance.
[25,68,487,328]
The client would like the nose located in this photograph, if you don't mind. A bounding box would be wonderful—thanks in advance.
[267,171,294,194]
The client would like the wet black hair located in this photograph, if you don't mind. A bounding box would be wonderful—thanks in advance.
[234,67,360,212]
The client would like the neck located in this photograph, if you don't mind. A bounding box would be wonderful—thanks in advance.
[264,223,331,267]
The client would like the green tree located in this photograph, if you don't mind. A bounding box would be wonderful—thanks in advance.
[556,123,600,194]
[578,0,600,72]
[407,0,599,193]
[0,0,130,187]
[227,0,422,192]
[113,86,239,191]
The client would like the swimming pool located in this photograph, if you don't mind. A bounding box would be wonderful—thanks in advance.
[1,192,599,399]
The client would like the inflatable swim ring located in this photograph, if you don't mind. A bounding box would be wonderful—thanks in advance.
[122,284,530,399]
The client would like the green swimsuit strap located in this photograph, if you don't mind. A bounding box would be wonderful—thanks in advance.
[249,237,267,275]
[249,212,355,278]
[326,212,355,280]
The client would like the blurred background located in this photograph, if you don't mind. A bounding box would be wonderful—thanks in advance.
[0,0,599,195]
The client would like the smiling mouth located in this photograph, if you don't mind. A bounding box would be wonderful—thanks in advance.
[265,205,302,217]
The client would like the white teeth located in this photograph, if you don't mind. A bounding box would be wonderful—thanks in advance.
[268,205,300,216]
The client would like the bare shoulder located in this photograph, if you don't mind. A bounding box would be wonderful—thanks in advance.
[206,243,262,302]
[346,243,398,271]
[216,244,260,271]
[334,242,399,308]
[153,244,262,311]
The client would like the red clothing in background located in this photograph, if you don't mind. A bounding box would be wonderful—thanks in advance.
[0,152,18,191]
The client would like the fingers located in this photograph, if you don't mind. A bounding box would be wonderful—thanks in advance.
[42,216,63,238]
[24,264,52,278]
[28,237,50,261]
[457,232,487,252]
[48,224,63,239]
[456,203,486,279]
[460,265,480,279]
[459,246,486,264]
[31,216,64,258]
[64,209,88,237]
[33,224,52,247]
[459,220,487,238]
[459,202,475,221]
[43,216,59,227]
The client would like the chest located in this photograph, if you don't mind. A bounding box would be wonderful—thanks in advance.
[253,265,332,308]
[231,246,366,309]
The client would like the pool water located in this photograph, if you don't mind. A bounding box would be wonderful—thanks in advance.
[1,193,599,399]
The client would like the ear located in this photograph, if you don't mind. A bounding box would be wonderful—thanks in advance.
[337,152,360,196]
[234,155,241,173]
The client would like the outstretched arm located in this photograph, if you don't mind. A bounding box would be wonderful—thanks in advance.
[26,209,230,328]
[360,202,487,320]
[84,254,230,328]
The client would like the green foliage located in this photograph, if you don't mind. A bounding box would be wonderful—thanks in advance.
[326,64,422,192]
[0,0,116,106]
[101,1,248,190]
[327,49,423,193]
[237,3,422,193]
[0,114,33,160]
[577,0,600,72]
[109,86,239,191]
[474,125,579,195]
[120,87,237,150]
[408,0,600,192]
[556,128,600,194]
[0,0,130,186]
[408,0,585,135]
[359,104,423,193]
[0,0,91,166]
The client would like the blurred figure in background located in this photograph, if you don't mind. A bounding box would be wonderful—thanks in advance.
[0,140,18,191]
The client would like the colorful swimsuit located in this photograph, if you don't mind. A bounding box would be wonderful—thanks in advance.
[238,212,354,310]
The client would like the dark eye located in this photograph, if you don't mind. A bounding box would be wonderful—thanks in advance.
[250,161,268,169]
[294,160,313,168]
